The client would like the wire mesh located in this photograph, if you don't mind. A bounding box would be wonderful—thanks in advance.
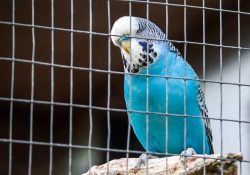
[165,0,169,173]
[88,0,93,171]
[219,0,224,174]
[49,0,54,174]
[202,0,206,174]
[0,0,250,174]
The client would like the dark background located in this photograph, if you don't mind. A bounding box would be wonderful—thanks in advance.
[0,0,250,174]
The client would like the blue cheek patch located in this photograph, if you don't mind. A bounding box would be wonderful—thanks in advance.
[138,41,153,52]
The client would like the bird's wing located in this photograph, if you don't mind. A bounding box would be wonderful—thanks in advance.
[197,85,214,154]
[167,41,183,58]
[167,41,214,154]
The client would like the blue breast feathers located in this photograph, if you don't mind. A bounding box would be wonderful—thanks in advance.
[124,41,211,155]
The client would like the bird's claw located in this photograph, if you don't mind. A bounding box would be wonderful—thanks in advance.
[134,153,158,174]
[179,147,196,160]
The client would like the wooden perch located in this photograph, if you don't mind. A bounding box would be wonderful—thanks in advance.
[83,153,242,175]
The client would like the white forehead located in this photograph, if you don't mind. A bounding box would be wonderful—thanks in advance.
[111,16,139,35]
[111,16,139,46]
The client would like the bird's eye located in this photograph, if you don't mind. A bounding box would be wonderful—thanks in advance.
[136,30,142,35]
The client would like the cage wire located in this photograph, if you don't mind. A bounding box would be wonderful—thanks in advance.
[0,0,250,175]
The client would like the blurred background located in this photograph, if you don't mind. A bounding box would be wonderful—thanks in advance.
[0,0,250,174]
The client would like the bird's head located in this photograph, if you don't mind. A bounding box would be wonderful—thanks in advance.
[111,16,165,73]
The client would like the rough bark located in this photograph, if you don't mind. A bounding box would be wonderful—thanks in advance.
[83,153,242,175]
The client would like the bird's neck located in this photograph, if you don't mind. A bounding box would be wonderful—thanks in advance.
[139,41,177,76]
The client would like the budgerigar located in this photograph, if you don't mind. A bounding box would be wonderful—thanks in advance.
[111,16,213,171]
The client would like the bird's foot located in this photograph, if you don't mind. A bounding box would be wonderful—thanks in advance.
[134,153,158,174]
[179,147,196,161]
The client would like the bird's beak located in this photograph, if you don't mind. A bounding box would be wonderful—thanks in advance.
[118,36,130,54]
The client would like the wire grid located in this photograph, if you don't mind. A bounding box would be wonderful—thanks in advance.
[0,0,250,175]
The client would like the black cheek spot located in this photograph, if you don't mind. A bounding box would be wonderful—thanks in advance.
[138,59,142,63]
[140,53,146,59]
[153,52,157,57]
[133,69,139,73]
[127,65,130,71]
[133,64,135,67]
[148,56,153,63]
[122,55,127,67]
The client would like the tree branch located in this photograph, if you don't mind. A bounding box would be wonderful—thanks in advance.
[83,153,242,175]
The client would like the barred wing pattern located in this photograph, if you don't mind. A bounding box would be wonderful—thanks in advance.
[197,85,214,154]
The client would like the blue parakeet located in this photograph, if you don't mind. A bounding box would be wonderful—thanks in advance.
[111,16,213,169]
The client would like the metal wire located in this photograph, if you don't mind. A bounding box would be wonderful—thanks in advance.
[0,137,249,162]
[202,0,206,174]
[238,1,242,175]
[146,1,150,174]
[183,0,187,174]
[219,1,224,174]
[0,0,249,174]
[1,20,250,51]
[121,0,250,15]
[125,3,132,174]
[1,57,250,87]
[0,96,249,124]
[107,0,111,174]
[69,0,74,174]
[49,0,54,174]
[88,0,93,171]
[8,0,15,174]
[28,0,35,174]
[165,0,169,174]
